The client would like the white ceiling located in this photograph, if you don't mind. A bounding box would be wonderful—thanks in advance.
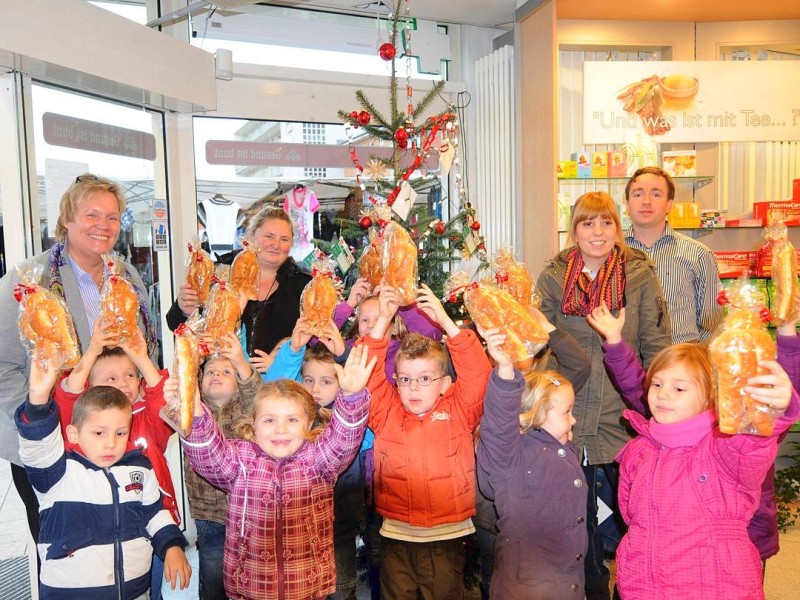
[261,0,518,29]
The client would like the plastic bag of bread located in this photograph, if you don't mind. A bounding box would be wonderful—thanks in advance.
[186,241,215,306]
[492,247,534,308]
[300,255,340,337]
[15,263,80,371]
[230,240,260,301]
[160,319,201,437]
[447,273,549,362]
[358,242,383,289]
[203,277,241,355]
[99,253,140,345]
[766,221,800,326]
[709,279,779,436]
[382,221,418,305]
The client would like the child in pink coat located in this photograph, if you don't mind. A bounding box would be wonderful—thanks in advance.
[587,304,799,600]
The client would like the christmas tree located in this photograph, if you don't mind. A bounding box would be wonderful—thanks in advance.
[335,0,487,317]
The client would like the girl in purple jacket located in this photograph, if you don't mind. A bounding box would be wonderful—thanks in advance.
[476,327,589,599]
[181,345,376,600]
[587,304,799,600]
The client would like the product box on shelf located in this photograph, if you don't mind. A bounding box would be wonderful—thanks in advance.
[557,161,578,178]
[667,202,701,228]
[700,209,727,228]
[752,200,800,226]
[570,152,592,178]
[591,152,608,178]
[662,150,697,177]
[714,251,756,279]
[794,179,800,202]
[608,151,627,177]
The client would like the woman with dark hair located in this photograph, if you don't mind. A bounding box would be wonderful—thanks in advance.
[167,206,311,372]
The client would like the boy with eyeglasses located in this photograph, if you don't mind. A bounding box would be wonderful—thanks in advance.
[357,282,492,599]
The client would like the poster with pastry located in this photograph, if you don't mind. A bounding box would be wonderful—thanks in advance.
[99,253,140,345]
[186,241,215,306]
[15,264,80,371]
[709,279,778,436]
[300,255,340,337]
[381,221,418,305]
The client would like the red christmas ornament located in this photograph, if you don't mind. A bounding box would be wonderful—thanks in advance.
[435,221,445,235]
[359,216,372,229]
[357,111,371,125]
[397,138,408,150]
[394,127,409,144]
[470,220,481,232]
[378,43,397,61]
[350,110,358,120]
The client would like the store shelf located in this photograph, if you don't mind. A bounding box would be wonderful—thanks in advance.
[558,175,714,193]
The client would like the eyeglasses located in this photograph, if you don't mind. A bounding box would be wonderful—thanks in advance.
[394,374,446,387]
[74,174,99,183]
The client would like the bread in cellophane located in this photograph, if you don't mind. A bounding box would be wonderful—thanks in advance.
[230,240,260,301]
[99,253,140,345]
[160,316,201,437]
[709,278,778,436]
[203,275,242,356]
[492,247,534,308]
[185,240,215,306]
[381,221,418,305]
[15,263,80,371]
[300,254,341,337]
[766,221,800,326]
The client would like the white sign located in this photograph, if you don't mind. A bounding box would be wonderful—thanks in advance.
[583,61,800,143]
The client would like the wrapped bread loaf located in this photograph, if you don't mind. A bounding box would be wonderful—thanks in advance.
[767,222,800,326]
[300,256,339,337]
[382,221,418,305]
[99,254,139,344]
[709,280,778,436]
[203,279,241,354]
[231,241,259,301]
[15,265,80,371]
[186,242,215,306]
[462,283,550,362]
[358,243,383,289]
[161,322,199,437]
[493,248,534,308]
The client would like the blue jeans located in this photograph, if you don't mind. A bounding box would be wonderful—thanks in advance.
[150,553,163,600]
[196,519,227,600]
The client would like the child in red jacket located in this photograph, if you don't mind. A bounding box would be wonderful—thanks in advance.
[358,283,492,599]
[51,323,178,600]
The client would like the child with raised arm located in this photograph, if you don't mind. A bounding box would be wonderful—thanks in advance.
[477,327,588,599]
[587,304,799,599]
[51,324,180,599]
[359,282,492,599]
[17,361,190,599]
[184,331,262,600]
[180,345,376,600]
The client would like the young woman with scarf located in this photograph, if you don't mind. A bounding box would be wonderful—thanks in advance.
[535,191,671,600]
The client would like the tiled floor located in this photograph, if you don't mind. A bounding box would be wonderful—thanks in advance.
[3,458,800,599]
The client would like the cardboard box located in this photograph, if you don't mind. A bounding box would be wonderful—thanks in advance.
[662,150,697,177]
[668,202,701,228]
[608,151,627,177]
[752,200,800,226]
[714,251,756,279]
[557,161,578,178]
[700,209,727,228]
[591,152,608,178]
[571,152,592,178]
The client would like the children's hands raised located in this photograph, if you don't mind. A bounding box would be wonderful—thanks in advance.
[377,283,400,320]
[775,295,800,336]
[347,277,371,308]
[218,332,252,376]
[87,318,119,357]
[334,344,377,394]
[290,316,314,352]
[163,546,192,590]
[318,320,346,357]
[28,357,61,405]
[478,326,515,380]
[745,360,794,412]
[417,283,459,337]
[586,304,625,344]
[119,328,148,362]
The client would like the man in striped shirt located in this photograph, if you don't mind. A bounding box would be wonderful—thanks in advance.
[624,166,723,343]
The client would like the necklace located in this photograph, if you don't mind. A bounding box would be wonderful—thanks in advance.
[292,187,307,208]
